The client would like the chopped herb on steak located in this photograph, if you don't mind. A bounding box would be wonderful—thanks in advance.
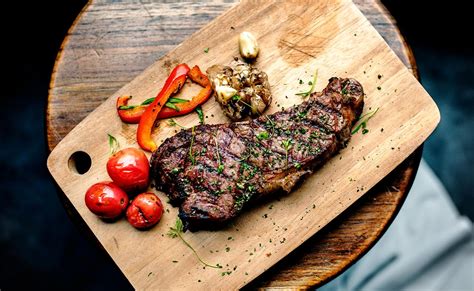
[151,77,364,231]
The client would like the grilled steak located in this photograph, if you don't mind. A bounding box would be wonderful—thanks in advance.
[151,77,364,231]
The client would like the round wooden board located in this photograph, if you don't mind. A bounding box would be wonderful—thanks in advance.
[47,0,422,289]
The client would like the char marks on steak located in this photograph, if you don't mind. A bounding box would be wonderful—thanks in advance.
[151,77,364,231]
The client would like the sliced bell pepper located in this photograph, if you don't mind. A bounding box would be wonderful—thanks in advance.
[158,65,212,119]
[116,96,147,124]
[137,64,190,152]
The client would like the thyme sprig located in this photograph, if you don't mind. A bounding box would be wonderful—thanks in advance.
[351,108,379,135]
[167,218,222,269]
[296,69,318,98]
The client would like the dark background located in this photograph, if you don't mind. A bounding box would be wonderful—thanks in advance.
[1,1,472,290]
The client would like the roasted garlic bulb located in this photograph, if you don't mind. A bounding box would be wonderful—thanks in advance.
[207,60,271,121]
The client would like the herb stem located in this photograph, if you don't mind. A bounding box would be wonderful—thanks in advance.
[296,69,318,98]
[351,107,379,134]
[168,218,221,269]
[168,119,185,128]
[177,232,220,269]
[233,95,253,109]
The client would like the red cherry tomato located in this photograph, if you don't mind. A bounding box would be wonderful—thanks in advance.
[126,193,163,229]
[85,182,129,219]
[106,148,150,193]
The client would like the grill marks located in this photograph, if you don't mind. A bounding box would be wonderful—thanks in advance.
[151,77,364,230]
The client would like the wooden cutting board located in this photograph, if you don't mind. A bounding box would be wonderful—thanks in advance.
[47,0,439,289]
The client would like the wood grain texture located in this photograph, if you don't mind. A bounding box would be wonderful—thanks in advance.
[46,0,431,289]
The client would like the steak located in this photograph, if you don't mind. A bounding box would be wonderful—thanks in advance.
[151,77,364,231]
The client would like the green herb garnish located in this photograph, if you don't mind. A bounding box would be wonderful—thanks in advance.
[141,97,155,105]
[169,97,188,103]
[171,168,180,174]
[118,97,154,109]
[167,218,221,269]
[351,108,379,135]
[107,133,119,155]
[118,105,137,110]
[281,139,293,169]
[217,164,224,174]
[165,102,181,111]
[168,119,185,128]
[196,106,204,124]
[296,69,318,98]
[232,95,252,108]
[257,131,269,140]
[204,48,209,53]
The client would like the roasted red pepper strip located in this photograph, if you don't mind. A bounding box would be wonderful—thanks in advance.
[158,65,212,118]
[116,96,147,124]
[137,64,190,152]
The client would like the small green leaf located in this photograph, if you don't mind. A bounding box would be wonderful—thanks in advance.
[204,47,209,53]
[196,106,204,124]
[217,164,224,174]
[257,131,269,140]
[107,134,119,155]
[168,118,185,128]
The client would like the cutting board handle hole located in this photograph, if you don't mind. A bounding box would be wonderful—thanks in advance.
[68,151,92,175]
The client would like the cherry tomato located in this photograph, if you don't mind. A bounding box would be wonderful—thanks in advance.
[126,193,163,229]
[85,182,129,220]
[106,148,150,193]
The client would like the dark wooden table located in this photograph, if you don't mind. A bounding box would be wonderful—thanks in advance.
[47,0,422,289]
